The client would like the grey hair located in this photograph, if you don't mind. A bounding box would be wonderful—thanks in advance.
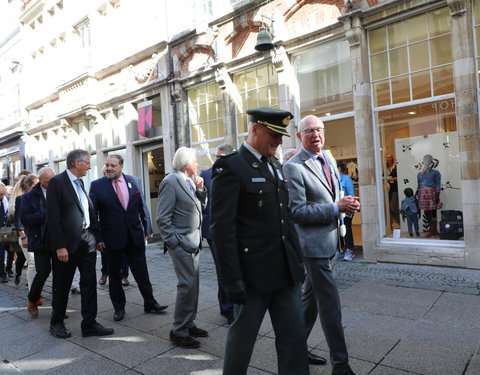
[172,147,197,171]
[298,115,323,132]
[216,143,233,154]
[66,149,90,169]
[38,167,54,179]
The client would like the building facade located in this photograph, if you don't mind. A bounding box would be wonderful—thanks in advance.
[1,0,479,266]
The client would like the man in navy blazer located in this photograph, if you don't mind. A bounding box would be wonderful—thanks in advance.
[20,167,55,317]
[199,143,234,324]
[89,154,167,322]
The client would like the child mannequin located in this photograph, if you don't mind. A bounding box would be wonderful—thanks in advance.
[401,188,420,237]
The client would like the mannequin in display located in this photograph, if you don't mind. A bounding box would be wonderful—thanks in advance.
[416,154,441,237]
[386,153,399,227]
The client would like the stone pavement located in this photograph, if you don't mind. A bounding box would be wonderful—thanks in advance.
[0,245,479,375]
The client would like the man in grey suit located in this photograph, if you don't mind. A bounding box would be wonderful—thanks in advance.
[156,147,208,349]
[283,115,360,375]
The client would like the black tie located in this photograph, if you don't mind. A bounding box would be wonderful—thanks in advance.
[318,155,332,189]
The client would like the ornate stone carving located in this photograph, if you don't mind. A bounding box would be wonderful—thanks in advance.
[129,54,160,84]
[344,15,362,47]
[447,0,467,17]
[271,46,289,72]
[215,67,229,91]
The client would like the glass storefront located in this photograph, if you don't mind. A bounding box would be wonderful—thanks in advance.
[142,146,165,235]
[376,99,462,240]
[369,7,462,241]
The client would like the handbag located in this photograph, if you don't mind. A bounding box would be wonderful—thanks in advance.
[0,226,19,243]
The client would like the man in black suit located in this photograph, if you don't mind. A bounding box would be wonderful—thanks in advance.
[46,149,114,339]
[89,155,167,322]
[199,143,234,324]
[20,167,55,317]
[210,107,309,374]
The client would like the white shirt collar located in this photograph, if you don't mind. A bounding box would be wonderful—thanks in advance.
[243,141,263,161]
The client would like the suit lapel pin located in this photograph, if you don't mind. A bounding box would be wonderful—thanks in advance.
[127,182,132,189]
[252,161,259,168]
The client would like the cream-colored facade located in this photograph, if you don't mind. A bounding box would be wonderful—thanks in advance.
[0,0,479,267]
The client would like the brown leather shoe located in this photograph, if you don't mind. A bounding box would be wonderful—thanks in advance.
[122,278,129,286]
[27,300,38,317]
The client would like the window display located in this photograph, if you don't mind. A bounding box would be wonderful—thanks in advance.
[377,98,463,240]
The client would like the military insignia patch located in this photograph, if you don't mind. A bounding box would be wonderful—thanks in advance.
[282,116,291,126]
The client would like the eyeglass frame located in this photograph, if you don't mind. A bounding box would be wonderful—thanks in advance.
[300,127,326,135]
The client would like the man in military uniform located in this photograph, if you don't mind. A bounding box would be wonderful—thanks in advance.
[210,107,309,375]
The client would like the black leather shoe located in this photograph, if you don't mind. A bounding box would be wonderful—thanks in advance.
[7,270,13,278]
[144,302,168,314]
[332,364,355,375]
[81,322,114,337]
[308,352,327,365]
[169,331,200,349]
[1,275,8,283]
[50,322,72,339]
[189,326,209,338]
[14,274,20,285]
[113,309,125,322]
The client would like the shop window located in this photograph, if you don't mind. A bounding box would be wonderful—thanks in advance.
[377,99,463,241]
[234,63,278,146]
[188,81,224,169]
[292,40,353,118]
[368,6,453,107]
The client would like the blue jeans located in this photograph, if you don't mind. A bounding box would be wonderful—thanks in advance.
[406,214,419,235]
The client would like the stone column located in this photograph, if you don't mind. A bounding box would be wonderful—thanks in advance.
[272,45,299,149]
[160,85,173,174]
[122,102,138,176]
[343,13,379,260]
[85,108,106,177]
[448,0,480,268]
[215,65,237,148]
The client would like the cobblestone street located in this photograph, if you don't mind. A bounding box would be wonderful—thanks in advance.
[0,245,479,374]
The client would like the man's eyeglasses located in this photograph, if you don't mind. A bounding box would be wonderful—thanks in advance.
[301,127,326,135]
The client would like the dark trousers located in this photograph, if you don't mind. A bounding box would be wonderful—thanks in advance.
[0,244,12,276]
[223,283,309,375]
[15,250,26,277]
[207,239,233,320]
[303,257,350,372]
[51,230,97,328]
[105,233,155,311]
[340,216,354,250]
[101,251,129,278]
[28,249,52,303]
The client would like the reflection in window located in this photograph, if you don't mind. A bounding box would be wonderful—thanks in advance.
[368,6,453,107]
[234,64,278,146]
[188,81,224,169]
[376,99,463,240]
[292,40,353,118]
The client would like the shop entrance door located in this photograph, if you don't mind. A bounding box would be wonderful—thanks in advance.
[141,145,165,235]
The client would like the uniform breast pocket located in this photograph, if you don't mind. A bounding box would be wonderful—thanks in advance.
[245,183,275,212]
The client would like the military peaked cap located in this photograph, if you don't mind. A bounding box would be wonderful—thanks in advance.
[246,106,293,137]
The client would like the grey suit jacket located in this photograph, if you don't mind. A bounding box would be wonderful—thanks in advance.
[283,149,340,259]
[156,170,207,253]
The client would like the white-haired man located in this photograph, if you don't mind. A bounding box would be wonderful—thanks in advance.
[156,147,208,349]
